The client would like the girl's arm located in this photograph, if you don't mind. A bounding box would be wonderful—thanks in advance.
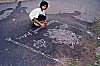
[34,17,42,26]
[34,18,45,27]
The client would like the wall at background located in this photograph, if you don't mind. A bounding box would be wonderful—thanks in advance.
[17,0,31,1]
[0,0,30,3]
[0,0,16,3]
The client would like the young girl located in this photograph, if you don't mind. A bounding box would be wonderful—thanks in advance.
[29,1,48,28]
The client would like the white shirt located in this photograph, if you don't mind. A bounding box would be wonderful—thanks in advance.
[29,8,46,20]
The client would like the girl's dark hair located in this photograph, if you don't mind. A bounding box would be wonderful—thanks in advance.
[40,1,48,9]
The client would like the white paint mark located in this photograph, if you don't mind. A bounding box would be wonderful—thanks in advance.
[15,31,32,39]
[43,25,79,47]
[97,37,100,40]
[59,24,69,29]
[12,19,15,21]
[32,39,46,48]
[43,33,49,36]
[96,48,100,55]
[86,31,93,36]
[10,64,12,66]
[32,60,35,63]
[5,38,60,62]
[15,20,60,40]
[21,10,23,13]
[5,49,9,51]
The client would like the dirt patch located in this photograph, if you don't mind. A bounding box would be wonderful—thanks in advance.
[45,13,97,66]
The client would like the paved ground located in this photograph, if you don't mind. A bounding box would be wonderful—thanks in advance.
[0,0,100,22]
[0,0,100,66]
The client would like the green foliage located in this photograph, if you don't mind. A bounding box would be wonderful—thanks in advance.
[94,27,100,35]
[96,41,100,45]
[88,64,92,66]
[96,55,100,59]
[93,19,100,36]
[68,61,77,66]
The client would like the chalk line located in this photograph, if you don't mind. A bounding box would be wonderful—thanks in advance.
[15,19,87,40]
[15,20,59,40]
[32,39,46,49]
[5,38,60,62]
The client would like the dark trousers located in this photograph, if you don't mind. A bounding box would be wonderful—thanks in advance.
[31,14,46,30]
[32,14,46,21]
[37,14,46,21]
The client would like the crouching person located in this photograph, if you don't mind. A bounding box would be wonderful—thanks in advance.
[29,1,48,29]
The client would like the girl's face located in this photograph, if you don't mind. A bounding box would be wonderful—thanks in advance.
[42,5,47,10]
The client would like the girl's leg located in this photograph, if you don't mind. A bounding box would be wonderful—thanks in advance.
[37,14,46,21]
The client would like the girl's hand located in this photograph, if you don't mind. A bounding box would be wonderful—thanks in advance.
[44,21,47,26]
[41,23,46,28]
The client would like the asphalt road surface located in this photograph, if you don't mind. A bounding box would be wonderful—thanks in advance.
[0,0,100,66]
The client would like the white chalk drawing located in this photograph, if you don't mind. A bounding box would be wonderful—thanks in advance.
[4,20,87,64]
[15,20,86,40]
[32,39,46,48]
[16,32,32,39]
[15,20,60,40]
[44,25,79,47]
[59,24,69,29]
[86,31,93,36]
[5,38,59,62]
